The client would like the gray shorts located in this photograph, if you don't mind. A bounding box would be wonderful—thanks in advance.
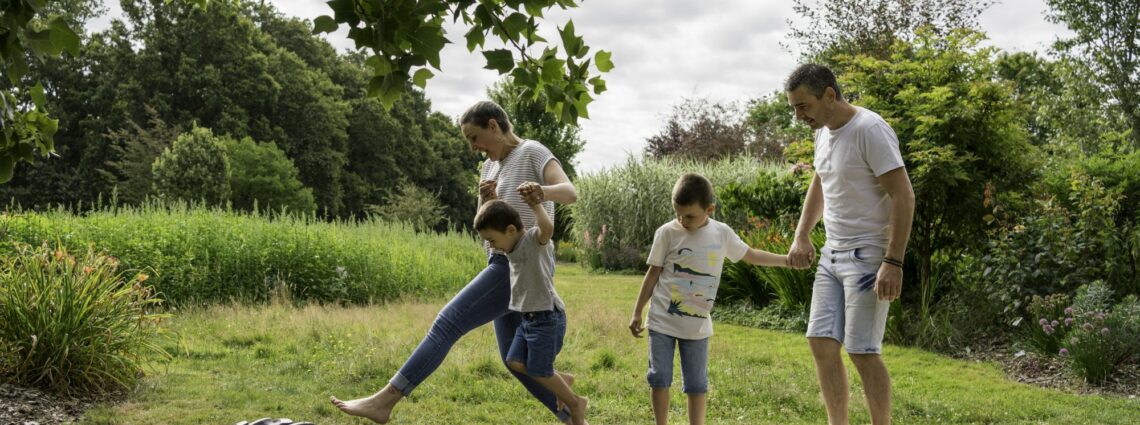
[805,246,890,354]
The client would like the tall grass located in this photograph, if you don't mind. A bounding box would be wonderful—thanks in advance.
[0,201,486,306]
[0,244,168,395]
[570,156,782,270]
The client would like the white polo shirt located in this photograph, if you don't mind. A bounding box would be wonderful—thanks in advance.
[813,107,905,250]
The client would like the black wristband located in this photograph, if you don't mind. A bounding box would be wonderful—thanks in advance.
[882,257,904,268]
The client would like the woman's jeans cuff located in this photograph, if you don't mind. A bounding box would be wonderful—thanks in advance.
[389,372,415,396]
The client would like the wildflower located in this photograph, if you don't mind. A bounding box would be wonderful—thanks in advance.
[137,273,149,283]
[1051,320,1059,327]
[1083,323,1094,332]
[1059,348,1069,356]
[582,230,592,248]
[1070,337,1078,345]
[1100,328,1109,336]
[1064,318,1073,326]
[82,266,94,275]
[1095,312,1105,320]
[1039,318,1048,326]
[1064,307,1073,315]
[1043,325,1054,335]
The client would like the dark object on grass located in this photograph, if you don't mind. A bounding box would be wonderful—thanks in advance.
[235,418,316,425]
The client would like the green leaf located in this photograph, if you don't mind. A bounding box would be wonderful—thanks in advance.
[7,55,28,84]
[589,76,607,95]
[49,17,80,56]
[558,21,583,59]
[326,0,358,25]
[348,27,377,50]
[30,83,45,109]
[594,50,614,72]
[410,25,447,69]
[541,56,565,81]
[501,13,528,41]
[524,2,545,17]
[482,49,515,74]
[412,68,434,88]
[378,73,407,107]
[0,154,16,184]
[27,29,59,56]
[312,15,338,34]
[365,55,393,76]
[465,27,485,51]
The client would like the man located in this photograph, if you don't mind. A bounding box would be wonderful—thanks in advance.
[785,63,915,425]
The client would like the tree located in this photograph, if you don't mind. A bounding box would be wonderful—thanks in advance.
[151,126,231,205]
[788,0,992,70]
[744,93,813,162]
[369,179,447,232]
[645,98,753,162]
[839,28,1040,320]
[225,136,316,214]
[98,107,182,205]
[1045,0,1140,146]
[313,0,613,125]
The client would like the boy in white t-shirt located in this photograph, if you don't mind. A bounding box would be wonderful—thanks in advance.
[629,173,796,425]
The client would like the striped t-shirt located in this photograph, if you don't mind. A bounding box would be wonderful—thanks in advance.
[480,140,558,258]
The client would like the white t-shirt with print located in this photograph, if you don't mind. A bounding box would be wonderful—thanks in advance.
[646,219,749,340]
[813,106,906,250]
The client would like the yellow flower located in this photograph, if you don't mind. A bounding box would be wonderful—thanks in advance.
[137,273,150,283]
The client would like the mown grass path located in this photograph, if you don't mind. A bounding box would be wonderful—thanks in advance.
[83,263,1139,424]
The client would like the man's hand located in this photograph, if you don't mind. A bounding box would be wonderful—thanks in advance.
[629,314,646,337]
[875,262,903,301]
[788,237,816,269]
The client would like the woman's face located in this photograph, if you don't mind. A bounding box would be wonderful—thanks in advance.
[461,120,503,158]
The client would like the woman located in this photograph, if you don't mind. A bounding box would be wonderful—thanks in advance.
[331,101,579,423]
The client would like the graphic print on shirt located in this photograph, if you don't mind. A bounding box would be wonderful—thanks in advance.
[666,245,721,319]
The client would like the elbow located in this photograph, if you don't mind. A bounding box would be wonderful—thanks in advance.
[564,186,578,204]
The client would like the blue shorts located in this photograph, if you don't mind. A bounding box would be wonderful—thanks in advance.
[805,246,890,354]
[505,308,566,377]
[646,330,709,394]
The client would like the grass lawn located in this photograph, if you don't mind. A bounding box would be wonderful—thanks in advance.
[82,263,1139,424]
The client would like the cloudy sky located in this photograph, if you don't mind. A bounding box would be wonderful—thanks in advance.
[95,0,1070,174]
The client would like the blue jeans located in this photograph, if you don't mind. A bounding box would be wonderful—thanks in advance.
[505,309,567,378]
[389,254,570,422]
[647,330,709,394]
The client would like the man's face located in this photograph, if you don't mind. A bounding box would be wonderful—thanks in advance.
[786,85,832,130]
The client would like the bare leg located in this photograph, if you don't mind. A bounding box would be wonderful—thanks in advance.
[809,337,849,425]
[557,372,575,412]
[508,362,588,425]
[850,353,891,425]
[686,393,706,425]
[329,384,404,424]
[651,388,669,425]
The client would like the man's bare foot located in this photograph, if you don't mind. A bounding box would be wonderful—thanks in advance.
[329,385,403,424]
[557,372,575,412]
[565,395,589,425]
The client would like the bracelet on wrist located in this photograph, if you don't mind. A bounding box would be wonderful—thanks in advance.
[882,257,904,268]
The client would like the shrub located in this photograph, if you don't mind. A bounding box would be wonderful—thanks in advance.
[1022,293,1072,356]
[1059,282,1140,383]
[0,243,169,395]
[369,180,447,232]
[0,202,485,306]
[225,137,317,214]
[151,127,232,206]
[721,216,824,314]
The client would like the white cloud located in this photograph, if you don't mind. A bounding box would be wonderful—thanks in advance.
[91,0,1066,174]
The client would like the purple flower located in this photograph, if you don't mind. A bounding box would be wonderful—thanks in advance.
[1064,307,1074,315]
[1083,323,1094,332]
[1064,318,1073,326]
[1051,320,1059,327]
[1095,312,1106,320]
[1043,325,1054,335]
[1100,328,1109,336]
[1059,348,1069,356]
[1039,318,1048,326]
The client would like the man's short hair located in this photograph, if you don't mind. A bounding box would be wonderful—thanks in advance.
[672,173,715,208]
[474,200,524,232]
[785,63,843,101]
[460,100,512,134]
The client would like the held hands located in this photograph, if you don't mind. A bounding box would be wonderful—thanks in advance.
[479,180,498,201]
[629,313,646,338]
[787,237,816,269]
[875,262,903,301]
[517,182,544,205]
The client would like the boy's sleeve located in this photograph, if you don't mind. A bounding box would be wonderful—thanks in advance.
[863,122,906,177]
[723,225,750,263]
[646,226,668,267]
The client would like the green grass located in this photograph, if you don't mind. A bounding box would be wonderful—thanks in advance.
[81,263,1140,424]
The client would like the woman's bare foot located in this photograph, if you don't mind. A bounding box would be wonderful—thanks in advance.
[557,372,575,412]
[565,395,589,425]
[329,385,403,424]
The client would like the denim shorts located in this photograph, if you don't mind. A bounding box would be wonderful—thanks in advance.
[505,308,566,378]
[646,330,709,394]
[805,246,890,354]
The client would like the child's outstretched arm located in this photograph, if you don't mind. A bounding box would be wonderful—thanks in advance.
[741,248,794,268]
[521,182,554,245]
[629,265,663,337]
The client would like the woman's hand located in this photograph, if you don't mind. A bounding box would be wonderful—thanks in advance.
[479,180,498,201]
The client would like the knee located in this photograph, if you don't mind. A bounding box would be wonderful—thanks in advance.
[506,360,527,375]
[848,352,882,368]
[808,336,842,359]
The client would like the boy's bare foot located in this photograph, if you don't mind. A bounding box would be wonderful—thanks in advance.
[557,372,575,411]
[566,395,589,425]
[329,385,403,424]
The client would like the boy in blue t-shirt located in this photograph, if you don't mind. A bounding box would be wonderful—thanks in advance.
[630,173,795,425]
